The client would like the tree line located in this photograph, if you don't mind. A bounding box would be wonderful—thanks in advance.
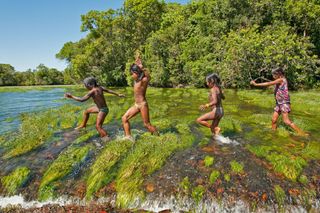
[0,64,64,86]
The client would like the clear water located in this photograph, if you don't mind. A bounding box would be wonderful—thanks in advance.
[0,88,66,134]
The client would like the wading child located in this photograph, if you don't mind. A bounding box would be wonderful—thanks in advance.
[197,73,225,136]
[64,77,125,142]
[250,67,307,135]
[121,53,157,141]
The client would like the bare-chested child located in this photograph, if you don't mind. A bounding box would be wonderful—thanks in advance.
[196,73,225,136]
[64,77,125,142]
[121,54,157,141]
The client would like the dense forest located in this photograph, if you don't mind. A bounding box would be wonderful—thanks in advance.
[2,0,320,88]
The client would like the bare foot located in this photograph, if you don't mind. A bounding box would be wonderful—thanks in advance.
[75,125,86,130]
[214,127,221,135]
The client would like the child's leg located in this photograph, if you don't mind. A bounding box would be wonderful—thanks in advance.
[140,104,158,134]
[196,112,215,129]
[96,111,108,137]
[76,106,99,129]
[122,106,140,136]
[211,118,222,135]
[282,113,306,135]
[271,111,280,130]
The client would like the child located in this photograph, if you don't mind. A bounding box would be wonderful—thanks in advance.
[250,67,307,135]
[196,73,225,136]
[121,53,157,141]
[64,77,125,142]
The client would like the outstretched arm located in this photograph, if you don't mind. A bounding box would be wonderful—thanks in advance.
[101,87,125,97]
[64,92,92,102]
[250,78,283,87]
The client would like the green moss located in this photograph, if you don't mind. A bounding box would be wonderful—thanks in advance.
[274,185,285,207]
[39,145,91,200]
[204,156,214,167]
[192,185,205,204]
[1,167,30,195]
[230,160,244,174]
[209,170,220,184]
[86,139,132,199]
[73,129,97,145]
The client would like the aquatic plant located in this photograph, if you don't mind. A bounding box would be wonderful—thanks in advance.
[86,139,132,199]
[72,129,97,145]
[224,174,231,182]
[192,185,205,204]
[204,156,214,167]
[298,175,308,185]
[209,170,220,184]
[115,128,195,208]
[39,145,91,200]
[230,160,244,174]
[1,167,30,195]
[180,177,191,193]
[273,185,286,207]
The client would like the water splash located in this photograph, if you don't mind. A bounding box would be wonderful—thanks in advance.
[214,134,239,145]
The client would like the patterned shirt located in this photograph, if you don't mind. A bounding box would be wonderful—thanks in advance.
[274,78,290,104]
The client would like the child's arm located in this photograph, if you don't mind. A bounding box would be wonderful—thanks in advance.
[101,87,125,97]
[64,92,93,102]
[250,78,283,87]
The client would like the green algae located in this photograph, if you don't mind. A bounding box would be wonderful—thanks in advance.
[274,185,286,208]
[204,156,214,167]
[209,170,220,184]
[192,185,205,204]
[1,167,30,195]
[86,139,132,199]
[298,175,309,185]
[230,160,244,174]
[39,145,91,200]
[180,177,191,193]
[224,174,231,182]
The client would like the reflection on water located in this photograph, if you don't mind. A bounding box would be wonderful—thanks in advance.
[0,89,66,134]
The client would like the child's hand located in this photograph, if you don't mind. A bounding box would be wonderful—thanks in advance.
[250,80,256,86]
[118,94,125,97]
[64,93,72,98]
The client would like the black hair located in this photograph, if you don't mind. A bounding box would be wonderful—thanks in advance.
[83,77,97,87]
[206,73,221,86]
[130,64,144,81]
[272,67,284,76]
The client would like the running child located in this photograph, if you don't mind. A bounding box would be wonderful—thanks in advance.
[121,53,157,141]
[250,67,307,135]
[197,73,225,136]
[64,77,125,142]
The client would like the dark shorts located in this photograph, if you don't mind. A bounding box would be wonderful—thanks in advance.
[99,106,109,114]
[274,103,291,113]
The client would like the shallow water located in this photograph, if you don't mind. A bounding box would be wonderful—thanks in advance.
[0,88,66,134]
[0,87,319,212]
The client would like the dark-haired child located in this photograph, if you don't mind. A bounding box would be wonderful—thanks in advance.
[64,77,125,142]
[197,73,225,136]
[121,54,157,141]
[250,67,307,135]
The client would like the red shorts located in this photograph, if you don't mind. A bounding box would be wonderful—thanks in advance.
[274,103,291,113]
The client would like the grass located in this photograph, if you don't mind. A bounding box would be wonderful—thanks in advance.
[86,138,133,199]
[38,145,91,200]
[1,167,30,195]
[274,185,286,208]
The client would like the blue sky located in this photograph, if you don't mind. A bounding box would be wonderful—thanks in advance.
[0,0,188,71]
